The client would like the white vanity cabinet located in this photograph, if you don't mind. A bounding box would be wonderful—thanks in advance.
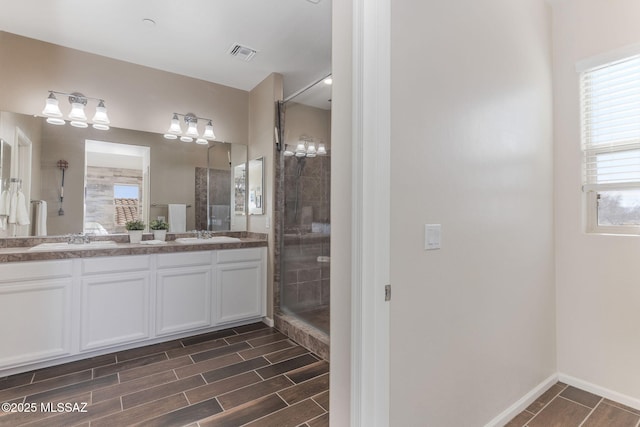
[80,256,152,352]
[214,248,266,325]
[0,260,74,369]
[156,251,213,336]
[0,245,267,375]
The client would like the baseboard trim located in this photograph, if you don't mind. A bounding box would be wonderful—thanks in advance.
[559,373,640,412]
[484,373,559,427]
[262,317,274,327]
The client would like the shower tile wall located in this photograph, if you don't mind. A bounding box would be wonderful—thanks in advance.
[281,155,331,335]
[283,156,331,232]
[195,167,230,231]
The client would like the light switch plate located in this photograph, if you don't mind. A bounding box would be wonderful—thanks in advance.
[425,224,441,250]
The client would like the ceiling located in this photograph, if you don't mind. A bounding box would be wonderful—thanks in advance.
[0,0,331,101]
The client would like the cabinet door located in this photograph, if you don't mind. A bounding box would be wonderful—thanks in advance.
[80,272,151,351]
[156,267,212,335]
[214,261,264,324]
[0,279,73,368]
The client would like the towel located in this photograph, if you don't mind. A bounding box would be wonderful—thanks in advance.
[33,200,47,236]
[15,191,30,225]
[168,204,186,233]
[0,190,8,216]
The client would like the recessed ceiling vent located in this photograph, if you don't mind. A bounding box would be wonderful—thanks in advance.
[228,44,257,61]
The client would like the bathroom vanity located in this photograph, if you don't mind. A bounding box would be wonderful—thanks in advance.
[0,236,267,376]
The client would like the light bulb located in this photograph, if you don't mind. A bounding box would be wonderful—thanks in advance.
[92,100,110,125]
[203,120,216,140]
[283,145,294,157]
[168,113,182,134]
[68,102,87,121]
[70,120,88,128]
[42,93,63,117]
[186,120,199,137]
[306,142,317,158]
[295,141,306,155]
[46,117,65,125]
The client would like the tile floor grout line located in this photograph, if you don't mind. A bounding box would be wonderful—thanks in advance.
[559,394,600,410]
[602,400,640,418]
[577,397,603,427]
[523,387,568,427]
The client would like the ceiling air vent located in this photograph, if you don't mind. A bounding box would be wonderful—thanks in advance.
[228,44,257,61]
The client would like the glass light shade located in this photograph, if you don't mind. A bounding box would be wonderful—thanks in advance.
[42,94,63,117]
[92,101,110,124]
[68,102,87,121]
[163,133,178,140]
[92,123,109,131]
[70,120,88,128]
[186,120,199,137]
[168,114,182,134]
[46,117,65,126]
[195,138,208,145]
[317,143,327,155]
[180,136,193,143]
[283,147,294,157]
[203,121,216,140]
[307,142,317,154]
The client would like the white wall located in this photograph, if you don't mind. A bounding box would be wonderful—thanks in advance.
[553,0,640,402]
[248,72,283,318]
[389,1,555,425]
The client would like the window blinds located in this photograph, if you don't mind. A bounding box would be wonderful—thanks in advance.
[582,54,640,190]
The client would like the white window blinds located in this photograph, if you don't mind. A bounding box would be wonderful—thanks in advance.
[582,54,640,190]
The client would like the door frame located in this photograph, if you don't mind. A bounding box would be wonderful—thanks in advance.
[350,0,391,425]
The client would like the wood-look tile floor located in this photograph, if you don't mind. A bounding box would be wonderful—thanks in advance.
[506,382,640,427]
[0,322,329,427]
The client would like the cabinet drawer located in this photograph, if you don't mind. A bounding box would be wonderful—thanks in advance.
[216,248,263,264]
[0,260,73,283]
[82,255,151,275]
[157,251,212,268]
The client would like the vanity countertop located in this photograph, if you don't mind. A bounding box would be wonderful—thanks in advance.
[0,233,267,263]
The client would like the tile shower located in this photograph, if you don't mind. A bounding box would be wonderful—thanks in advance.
[274,79,332,360]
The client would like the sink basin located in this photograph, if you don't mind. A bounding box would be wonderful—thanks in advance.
[174,236,241,244]
[28,241,118,251]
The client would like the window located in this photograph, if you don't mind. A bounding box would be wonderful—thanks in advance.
[113,184,141,226]
[581,53,640,234]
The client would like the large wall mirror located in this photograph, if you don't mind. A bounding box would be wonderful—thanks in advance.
[0,110,247,238]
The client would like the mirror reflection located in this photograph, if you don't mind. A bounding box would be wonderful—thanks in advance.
[248,157,265,215]
[234,163,247,216]
[0,110,247,238]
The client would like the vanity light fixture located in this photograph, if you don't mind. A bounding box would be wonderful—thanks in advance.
[285,137,328,158]
[42,91,110,130]
[163,113,217,144]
